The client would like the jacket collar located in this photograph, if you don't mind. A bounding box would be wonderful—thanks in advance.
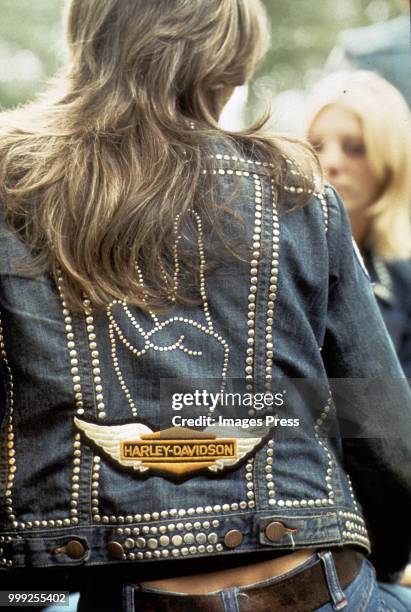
[368,253,395,305]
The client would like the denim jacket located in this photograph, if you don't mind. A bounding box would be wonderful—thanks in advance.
[366,253,411,379]
[1,146,411,584]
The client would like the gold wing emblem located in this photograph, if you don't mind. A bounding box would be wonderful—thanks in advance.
[207,437,262,472]
[74,420,269,481]
[74,417,152,472]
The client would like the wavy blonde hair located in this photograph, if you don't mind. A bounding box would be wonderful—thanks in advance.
[306,70,411,259]
[0,0,316,310]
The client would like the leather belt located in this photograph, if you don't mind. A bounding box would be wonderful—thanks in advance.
[131,549,364,611]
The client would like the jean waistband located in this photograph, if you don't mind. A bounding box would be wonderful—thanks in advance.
[125,548,364,612]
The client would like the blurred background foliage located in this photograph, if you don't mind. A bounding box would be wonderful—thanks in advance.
[0,0,65,108]
[258,0,402,94]
[0,0,404,112]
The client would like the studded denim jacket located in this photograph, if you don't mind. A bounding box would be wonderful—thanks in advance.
[366,253,411,379]
[1,147,411,583]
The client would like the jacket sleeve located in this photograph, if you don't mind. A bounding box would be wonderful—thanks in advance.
[321,186,411,582]
[399,329,411,380]
[396,273,411,379]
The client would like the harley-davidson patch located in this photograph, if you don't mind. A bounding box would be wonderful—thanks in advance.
[74,418,264,480]
[121,439,237,462]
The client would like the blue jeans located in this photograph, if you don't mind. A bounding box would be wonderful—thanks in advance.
[77,551,411,611]
[315,555,411,611]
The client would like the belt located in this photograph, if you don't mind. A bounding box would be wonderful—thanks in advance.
[131,549,364,612]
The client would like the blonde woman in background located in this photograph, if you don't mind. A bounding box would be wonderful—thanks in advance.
[306,71,411,378]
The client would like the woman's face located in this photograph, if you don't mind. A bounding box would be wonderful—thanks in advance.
[308,104,383,214]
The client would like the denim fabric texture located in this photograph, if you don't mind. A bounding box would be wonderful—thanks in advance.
[1,146,411,584]
[315,556,411,612]
[366,253,411,378]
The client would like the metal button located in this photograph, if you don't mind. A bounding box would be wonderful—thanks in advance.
[65,540,85,560]
[224,529,243,549]
[107,541,124,560]
[265,521,288,542]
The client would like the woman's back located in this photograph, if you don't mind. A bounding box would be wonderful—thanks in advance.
[2,144,410,586]
[1,0,411,607]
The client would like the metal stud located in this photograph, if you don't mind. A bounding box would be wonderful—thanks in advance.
[183,533,194,545]
[195,533,207,545]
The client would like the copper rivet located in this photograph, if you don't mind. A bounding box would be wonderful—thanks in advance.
[107,541,124,560]
[265,521,287,542]
[223,530,243,549]
[65,540,86,560]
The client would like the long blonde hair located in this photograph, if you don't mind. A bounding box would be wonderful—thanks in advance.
[306,70,411,259]
[0,0,316,310]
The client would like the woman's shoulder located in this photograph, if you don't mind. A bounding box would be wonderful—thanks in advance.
[202,135,323,198]
[202,138,332,227]
[202,137,275,178]
[0,206,34,274]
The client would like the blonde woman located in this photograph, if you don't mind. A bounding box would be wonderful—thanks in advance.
[1,3,411,611]
[306,70,411,377]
